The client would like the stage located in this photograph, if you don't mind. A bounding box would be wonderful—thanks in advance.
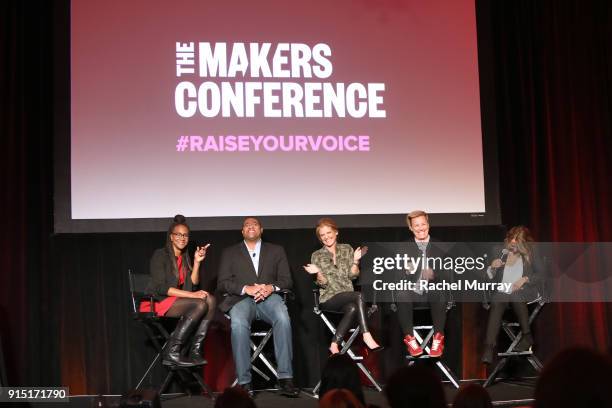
[3,0,612,404]
[62,379,536,408]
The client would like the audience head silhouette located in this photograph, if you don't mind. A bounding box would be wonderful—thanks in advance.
[319,354,365,405]
[384,365,446,408]
[534,347,612,408]
[319,388,364,408]
[452,383,493,408]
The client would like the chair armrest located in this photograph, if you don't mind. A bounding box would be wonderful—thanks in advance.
[311,288,322,313]
[133,294,156,316]
[276,288,294,301]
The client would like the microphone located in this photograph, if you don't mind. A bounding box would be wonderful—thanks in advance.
[487,248,509,279]
[500,248,509,263]
[252,252,256,258]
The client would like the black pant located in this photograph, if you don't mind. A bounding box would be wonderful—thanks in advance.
[396,297,447,336]
[321,291,370,344]
[484,292,530,346]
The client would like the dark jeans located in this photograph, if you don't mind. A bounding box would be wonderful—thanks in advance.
[228,294,293,385]
[321,291,370,344]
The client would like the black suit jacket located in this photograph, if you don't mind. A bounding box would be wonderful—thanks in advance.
[217,241,292,313]
[403,237,446,282]
[147,247,197,301]
[394,237,448,302]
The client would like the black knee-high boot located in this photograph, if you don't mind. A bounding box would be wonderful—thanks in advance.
[163,316,198,367]
[188,319,210,365]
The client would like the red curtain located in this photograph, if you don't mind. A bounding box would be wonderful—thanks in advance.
[487,0,612,358]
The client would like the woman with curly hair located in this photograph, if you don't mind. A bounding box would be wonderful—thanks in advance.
[482,225,543,364]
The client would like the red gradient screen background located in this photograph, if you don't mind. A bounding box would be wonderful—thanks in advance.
[71,0,484,222]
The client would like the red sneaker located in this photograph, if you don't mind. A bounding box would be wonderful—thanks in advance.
[404,334,423,357]
[429,332,445,358]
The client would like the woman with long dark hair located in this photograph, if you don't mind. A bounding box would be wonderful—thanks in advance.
[481,225,543,364]
[304,218,382,354]
[140,214,216,367]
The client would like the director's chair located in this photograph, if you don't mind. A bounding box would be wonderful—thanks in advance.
[224,289,293,390]
[382,271,461,388]
[483,294,546,387]
[402,302,461,389]
[128,270,213,397]
[312,288,383,395]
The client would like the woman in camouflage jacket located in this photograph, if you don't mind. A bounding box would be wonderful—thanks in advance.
[304,218,383,354]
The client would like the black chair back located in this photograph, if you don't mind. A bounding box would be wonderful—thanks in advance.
[128,270,155,317]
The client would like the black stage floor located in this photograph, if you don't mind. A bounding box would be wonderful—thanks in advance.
[53,378,536,408]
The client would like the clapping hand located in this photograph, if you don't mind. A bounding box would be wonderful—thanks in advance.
[353,246,368,263]
[303,264,321,274]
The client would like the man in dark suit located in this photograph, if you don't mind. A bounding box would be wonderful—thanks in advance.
[217,217,298,397]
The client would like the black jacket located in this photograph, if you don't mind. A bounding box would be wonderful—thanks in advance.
[392,237,450,302]
[147,247,197,300]
[217,241,292,313]
[486,245,544,300]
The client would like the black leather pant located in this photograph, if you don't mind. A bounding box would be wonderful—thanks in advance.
[321,291,369,344]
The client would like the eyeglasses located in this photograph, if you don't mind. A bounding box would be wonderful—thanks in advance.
[172,232,189,239]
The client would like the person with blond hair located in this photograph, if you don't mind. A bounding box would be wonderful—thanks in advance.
[396,210,448,358]
[304,217,382,354]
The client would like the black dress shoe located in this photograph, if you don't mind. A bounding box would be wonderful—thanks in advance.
[239,382,254,397]
[278,378,299,398]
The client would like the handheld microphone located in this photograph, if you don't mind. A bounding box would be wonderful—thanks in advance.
[487,248,509,279]
[500,248,509,263]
